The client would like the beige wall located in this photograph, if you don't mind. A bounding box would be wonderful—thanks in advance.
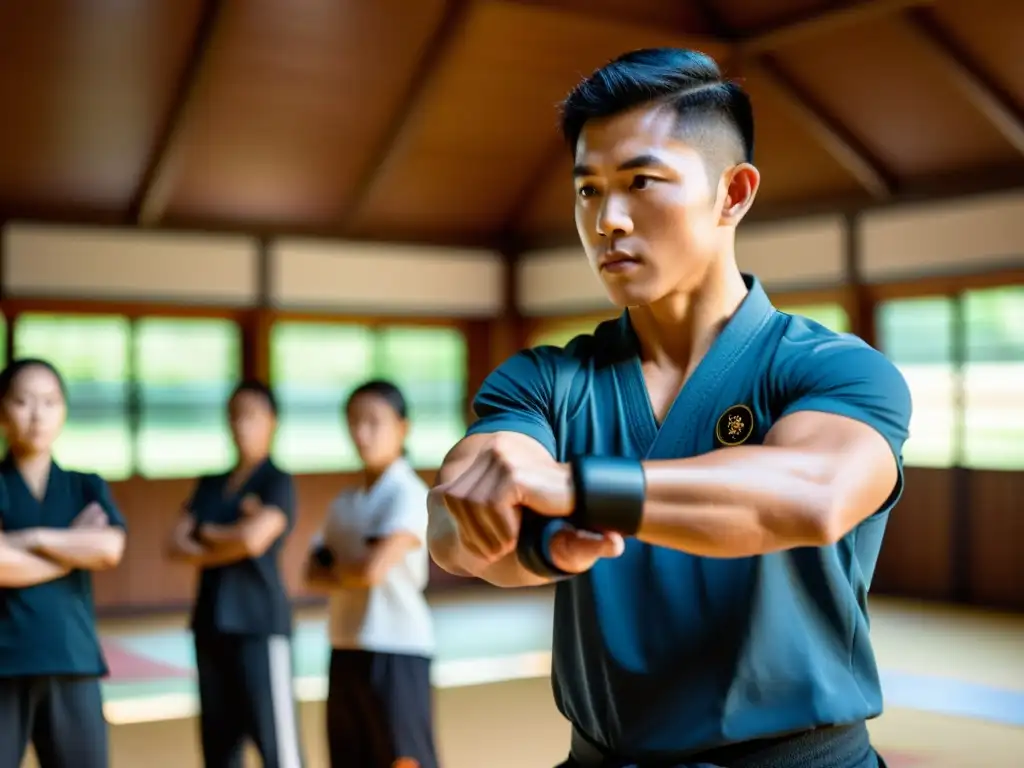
[3,189,1022,312]
[2,226,505,317]
[514,191,1024,315]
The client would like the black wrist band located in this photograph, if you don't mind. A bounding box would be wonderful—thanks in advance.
[312,545,336,568]
[517,511,574,580]
[570,455,646,536]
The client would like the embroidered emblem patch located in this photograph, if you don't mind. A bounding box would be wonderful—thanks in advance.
[715,404,755,447]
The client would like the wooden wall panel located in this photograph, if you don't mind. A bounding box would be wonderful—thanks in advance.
[967,471,1024,610]
[873,468,955,600]
[92,469,468,615]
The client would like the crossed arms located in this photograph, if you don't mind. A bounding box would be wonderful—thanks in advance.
[166,493,288,568]
[303,530,422,591]
[0,502,126,588]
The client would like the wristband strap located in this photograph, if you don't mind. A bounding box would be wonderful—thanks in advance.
[517,511,574,580]
[312,544,336,568]
[570,455,646,536]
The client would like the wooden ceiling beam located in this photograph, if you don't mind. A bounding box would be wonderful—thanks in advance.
[131,0,226,227]
[754,57,894,200]
[695,4,899,202]
[900,7,1024,157]
[737,0,934,57]
[342,0,474,231]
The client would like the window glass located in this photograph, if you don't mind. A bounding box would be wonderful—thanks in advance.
[271,322,374,472]
[13,314,132,478]
[962,286,1024,470]
[134,318,241,478]
[876,297,957,468]
[376,326,467,467]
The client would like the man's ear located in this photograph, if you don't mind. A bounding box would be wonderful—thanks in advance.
[718,163,760,226]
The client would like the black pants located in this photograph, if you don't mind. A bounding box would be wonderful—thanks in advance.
[194,632,304,768]
[326,648,439,768]
[560,721,887,768]
[0,675,108,768]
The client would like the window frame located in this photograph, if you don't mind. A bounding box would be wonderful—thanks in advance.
[1,300,474,478]
[267,312,472,473]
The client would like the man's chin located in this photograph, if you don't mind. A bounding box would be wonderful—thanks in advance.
[603,283,658,309]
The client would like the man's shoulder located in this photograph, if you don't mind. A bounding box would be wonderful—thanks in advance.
[521,316,621,367]
[772,311,899,379]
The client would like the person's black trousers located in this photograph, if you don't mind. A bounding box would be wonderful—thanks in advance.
[0,675,109,768]
[194,632,304,768]
[326,648,439,768]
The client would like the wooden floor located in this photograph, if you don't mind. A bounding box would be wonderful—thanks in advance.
[20,587,1024,767]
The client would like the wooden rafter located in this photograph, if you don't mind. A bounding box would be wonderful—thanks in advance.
[737,0,935,57]
[342,0,474,230]
[900,7,1024,157]
[132,0,226,227]
[754,56,894,200]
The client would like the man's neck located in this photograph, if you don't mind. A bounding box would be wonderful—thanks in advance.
[628,261,749,372]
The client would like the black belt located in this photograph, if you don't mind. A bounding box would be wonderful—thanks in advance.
[569,721,878,768]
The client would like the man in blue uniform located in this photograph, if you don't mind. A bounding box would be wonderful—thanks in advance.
[428,48,911,768]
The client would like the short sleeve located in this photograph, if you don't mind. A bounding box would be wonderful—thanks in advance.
[85,474,128,531]
[182,476,208,518]
[466,348,558,457]
[778,335,912,510]
[261,471,297,530]
[780,337,912,456]
[372,480,429,544]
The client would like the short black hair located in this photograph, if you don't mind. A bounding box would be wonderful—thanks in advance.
[346,379,409,420]
[230,379,278,416]
[0,358,68,401]
[560,48,754,171]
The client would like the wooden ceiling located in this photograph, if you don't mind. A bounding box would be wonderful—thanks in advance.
[1,0,1023,251]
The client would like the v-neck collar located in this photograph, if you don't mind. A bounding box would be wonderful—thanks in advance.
[357,458,409,503]
[223,457,270,499]
[1,452,58,505]
[616,273,775,459]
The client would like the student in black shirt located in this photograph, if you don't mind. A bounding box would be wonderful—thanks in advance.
[0,358,128,768]
[167,380,303,768]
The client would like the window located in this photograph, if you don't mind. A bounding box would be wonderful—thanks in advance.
[134,318,242,478]
[377,326,466,467]
[270,322,467,473]
[962,286,1024,470]
[777,302,851,334]
[271,323,375,473]
[876,297,958,468]
[13,314,133,479]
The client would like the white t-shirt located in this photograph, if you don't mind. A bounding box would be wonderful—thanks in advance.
[311,459,435,657]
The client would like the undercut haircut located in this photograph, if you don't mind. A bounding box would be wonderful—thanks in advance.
[560,48,754,175]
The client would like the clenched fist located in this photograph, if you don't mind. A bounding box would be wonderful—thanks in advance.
[433,434,624,576]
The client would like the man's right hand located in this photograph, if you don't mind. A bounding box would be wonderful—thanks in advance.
[430,432,624,582]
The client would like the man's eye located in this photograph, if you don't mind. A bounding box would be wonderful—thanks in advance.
[578,185,598,199]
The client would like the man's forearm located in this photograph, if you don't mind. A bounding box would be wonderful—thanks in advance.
[638,445,838,558]
[0,542,71,587]
[33,528,125,571]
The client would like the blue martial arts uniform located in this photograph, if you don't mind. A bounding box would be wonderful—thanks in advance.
[0,458,127,768]
[467,275,912,768]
